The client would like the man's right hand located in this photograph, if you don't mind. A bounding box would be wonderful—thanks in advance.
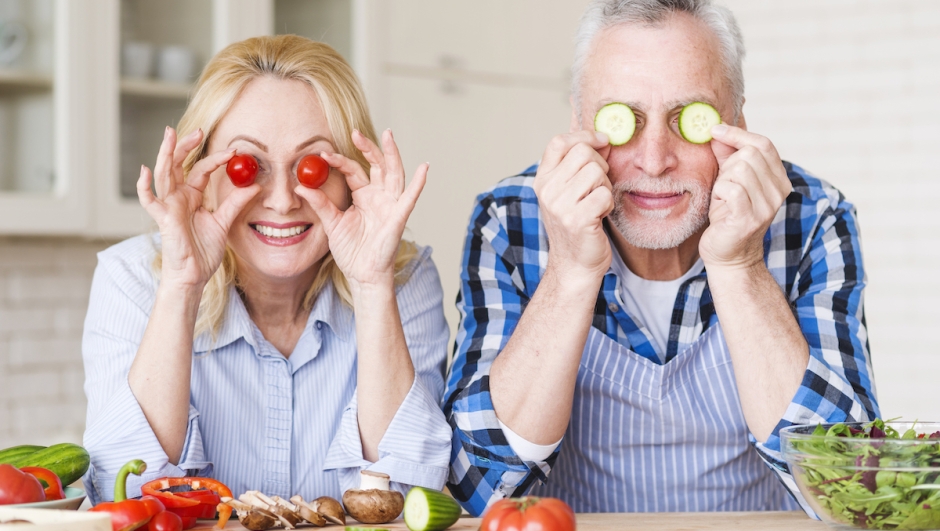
[533,130,614,285]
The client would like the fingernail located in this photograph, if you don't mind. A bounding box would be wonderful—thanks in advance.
[164,126,170,139]
[352,129,361,137]
[595,131,609,144]
[711,124,728,135]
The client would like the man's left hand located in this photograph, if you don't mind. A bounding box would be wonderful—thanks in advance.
[699,124,792,271]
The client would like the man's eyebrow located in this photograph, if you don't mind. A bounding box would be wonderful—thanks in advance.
[294,135,335,153]
[664,96,717,110]
[596,98,645,112]
[228,135,268,152]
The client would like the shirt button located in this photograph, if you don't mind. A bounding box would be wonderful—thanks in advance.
[316,322,322,330]
[608,302,619,313]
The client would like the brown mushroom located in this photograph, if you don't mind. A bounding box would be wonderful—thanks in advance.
[313,496,346,525]
[342,470,404,524]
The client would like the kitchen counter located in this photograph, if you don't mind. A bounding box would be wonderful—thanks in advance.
[192,511,829,530]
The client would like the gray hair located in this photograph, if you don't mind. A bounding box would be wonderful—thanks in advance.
[571,0,746,123]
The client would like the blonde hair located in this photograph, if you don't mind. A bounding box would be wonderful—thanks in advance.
[154,35,417,340]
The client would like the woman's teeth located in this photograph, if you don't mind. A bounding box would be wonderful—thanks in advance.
[252,224,310,238]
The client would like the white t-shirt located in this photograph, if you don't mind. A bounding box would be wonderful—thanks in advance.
[608,243,704,361]
[498,239,704,462]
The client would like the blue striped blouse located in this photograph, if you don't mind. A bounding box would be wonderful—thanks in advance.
[81,234,452,505]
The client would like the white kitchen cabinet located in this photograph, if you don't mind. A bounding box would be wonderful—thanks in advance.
[0,0,91,234]
[0,0,362,237]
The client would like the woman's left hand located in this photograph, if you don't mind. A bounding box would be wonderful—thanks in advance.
[295,128,427,289]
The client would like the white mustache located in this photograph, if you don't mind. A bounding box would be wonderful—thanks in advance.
[614,175,699,196]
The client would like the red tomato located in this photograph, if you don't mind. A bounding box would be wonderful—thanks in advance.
[481,496,576,531]
[226,153,259,187]
[297,154,330,188]
[0,464,46,505]
[146,510,183,531]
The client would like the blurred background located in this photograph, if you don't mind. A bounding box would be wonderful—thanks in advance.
[0,0,937,448]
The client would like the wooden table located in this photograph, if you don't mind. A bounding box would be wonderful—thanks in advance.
[191,511,830,530]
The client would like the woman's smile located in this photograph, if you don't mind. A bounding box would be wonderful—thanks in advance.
[249,221,313,246]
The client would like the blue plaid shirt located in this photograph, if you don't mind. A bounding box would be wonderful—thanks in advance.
[443,161,879,516]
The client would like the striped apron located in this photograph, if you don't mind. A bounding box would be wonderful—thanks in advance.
[528,322,798,512]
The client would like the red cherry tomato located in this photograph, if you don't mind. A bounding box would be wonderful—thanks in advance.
[226,153,258,187]
[297,154,330,188]
[146,510,183,531]
[480,496,576,531]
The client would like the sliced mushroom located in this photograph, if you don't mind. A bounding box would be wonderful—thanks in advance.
[288,495,327,526]
[223,497,280,531]
[342,470,405,524]
[238,491,301,529]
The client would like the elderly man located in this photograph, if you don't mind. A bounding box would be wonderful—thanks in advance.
[444,0,878,516]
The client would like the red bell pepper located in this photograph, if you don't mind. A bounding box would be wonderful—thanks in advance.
[0,463,45,505]
[89,460,164,531]
[141,477,233,530]
[20,466,64,501]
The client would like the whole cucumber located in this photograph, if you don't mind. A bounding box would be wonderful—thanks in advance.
[0,444,46,465]
[10,443,90,486]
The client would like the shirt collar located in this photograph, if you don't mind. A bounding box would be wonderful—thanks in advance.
[191,280,355,353]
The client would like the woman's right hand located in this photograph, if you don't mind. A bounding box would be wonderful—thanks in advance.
[137,126,260,289]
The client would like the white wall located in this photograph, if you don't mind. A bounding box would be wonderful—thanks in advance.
[720,0,940,421]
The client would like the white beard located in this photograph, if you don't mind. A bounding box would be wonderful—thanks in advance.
[607,175,711,250]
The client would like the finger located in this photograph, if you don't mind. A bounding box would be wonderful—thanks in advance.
[395,162,429,221]
[153,126,178,198]
[321,151,370,192]
[351,129,387,186]
[711,179,753,217]
[540,130,609,173]
[582,184,615,219]
[212,184,261,232]
[709,124,780,166]
[187,148,236,192]
[566,161,611,202]
[554,142,610,184]
[381,129,406,196]
[137,165,166,221]
[295,186,343,234]
[172,128,204,183]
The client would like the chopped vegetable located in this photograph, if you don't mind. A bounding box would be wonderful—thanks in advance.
[0,463,46,505]
[89,460,164,531]
[677,102,721,144]
[787,419,940,530]
[141,476,233,530]
[20,466,64,501]
[594,103,635,146]
[403,487,461,531]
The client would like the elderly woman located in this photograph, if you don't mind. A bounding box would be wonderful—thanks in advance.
[81,35,451,504]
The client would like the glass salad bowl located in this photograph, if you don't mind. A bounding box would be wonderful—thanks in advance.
[782,421,940,530]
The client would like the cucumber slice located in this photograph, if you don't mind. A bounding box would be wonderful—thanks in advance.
[403,487,461,531]
[594,102,636,146]
[678,102,721,144]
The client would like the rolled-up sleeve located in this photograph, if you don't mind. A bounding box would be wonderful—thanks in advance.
[323,247,452,495]
[751,170,880,518]
[444,185,557,517]
[81,241,210,505]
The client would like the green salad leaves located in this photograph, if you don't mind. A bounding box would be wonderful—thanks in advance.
[788,419,940,530]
